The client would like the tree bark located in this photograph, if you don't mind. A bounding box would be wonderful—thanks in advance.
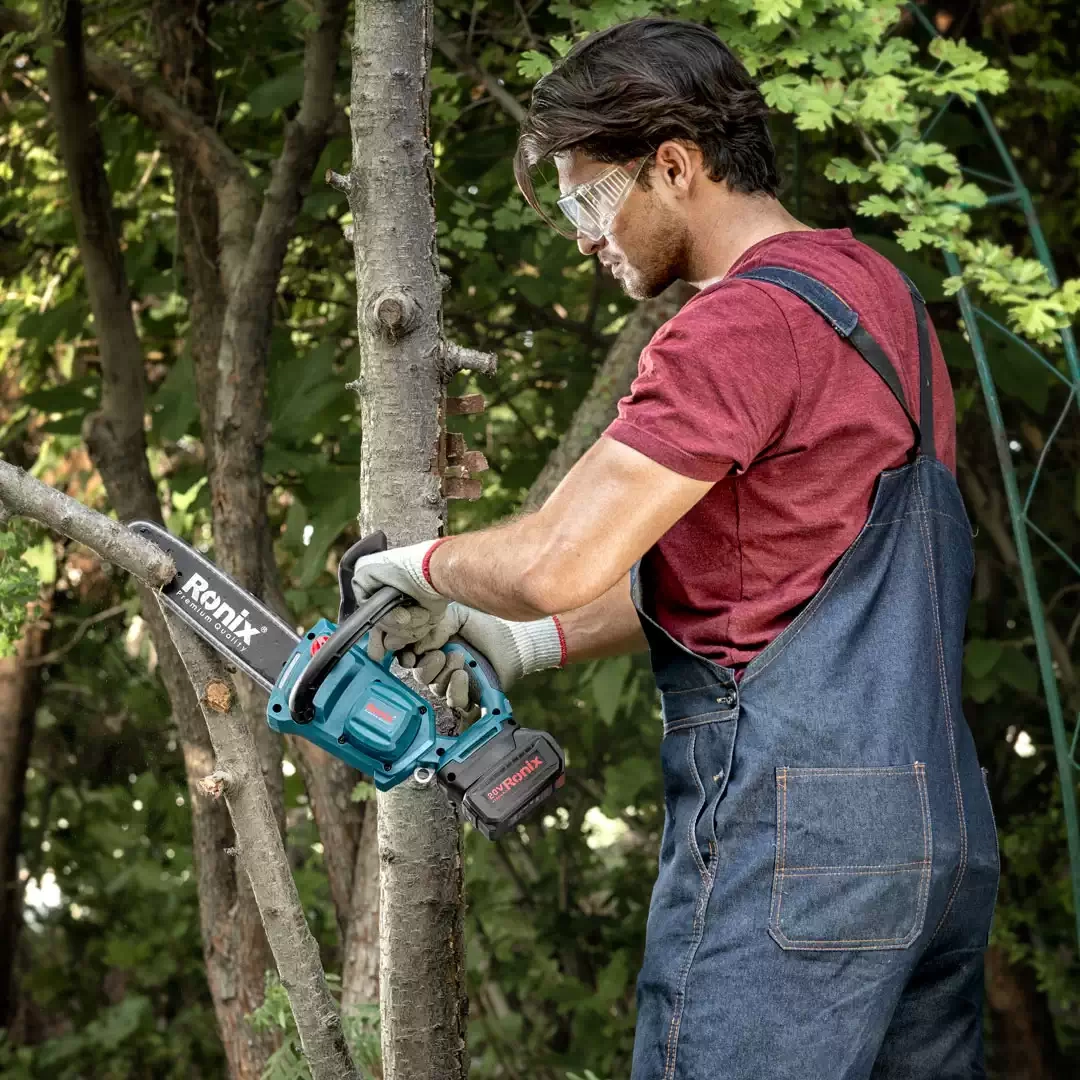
[984,943,1070,1079]
[0,463,361,1080]
[340,804,381,1010]
[37,2,351,1074]
[0,610,49,1029]
[162,614,361,1080]
[348,0,468,1073]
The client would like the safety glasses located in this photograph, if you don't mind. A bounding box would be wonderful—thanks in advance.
[556,157,649,243]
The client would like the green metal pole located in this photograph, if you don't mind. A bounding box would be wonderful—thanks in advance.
[906,0,1080,950]
[946,252,1080,949]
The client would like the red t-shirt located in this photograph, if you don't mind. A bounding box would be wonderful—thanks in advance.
[604,228,957,668]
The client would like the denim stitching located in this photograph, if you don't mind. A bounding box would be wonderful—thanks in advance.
[739,529,867,686]
[773,769,788,930]
[981,768,1000,872]
[662,859,717,1079]
[769,762,932,949]
[785,765,923,777]
[778,933,922,946]
[663,710,738,736]
[742,459,955,688]
[781,868,929,877]
[686,731,709,881]
[915,466,968,948]
[864,508,973,531]
[782,861,929,872]
[914,761,934,932]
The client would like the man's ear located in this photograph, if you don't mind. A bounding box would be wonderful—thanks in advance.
[652,140,699,197]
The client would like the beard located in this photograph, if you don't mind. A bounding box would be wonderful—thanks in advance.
[616,207,688,300]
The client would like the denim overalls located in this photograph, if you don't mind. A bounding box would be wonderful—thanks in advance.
[629,267,1000,1080]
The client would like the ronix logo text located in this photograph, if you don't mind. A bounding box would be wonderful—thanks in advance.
[485,755,544,803]
[179,573,264,650]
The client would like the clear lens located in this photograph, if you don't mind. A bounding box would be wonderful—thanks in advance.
[557,164,636,242]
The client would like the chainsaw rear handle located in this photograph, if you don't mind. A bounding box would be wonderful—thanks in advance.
[290,532,505,722]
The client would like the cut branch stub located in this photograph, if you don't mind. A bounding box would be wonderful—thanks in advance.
[367,289,420,339]
[440,340,498,378]
[438,412,488,502]
[443,477,483,500]
[326,168,352,194]
[444,393,485,416]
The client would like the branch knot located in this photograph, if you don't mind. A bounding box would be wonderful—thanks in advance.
[366,288,420,339]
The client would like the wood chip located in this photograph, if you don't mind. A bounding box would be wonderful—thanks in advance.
[205,681,232,712]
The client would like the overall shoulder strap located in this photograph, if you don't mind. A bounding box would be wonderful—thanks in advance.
[734,265,935,460]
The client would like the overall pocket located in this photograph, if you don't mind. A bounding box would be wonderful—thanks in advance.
[768,763,933,951]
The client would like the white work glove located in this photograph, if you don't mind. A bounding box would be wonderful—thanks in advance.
[351,540,449,662]
[396,602,564,711]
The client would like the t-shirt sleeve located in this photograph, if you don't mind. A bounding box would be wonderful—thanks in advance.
[603,281,801,480]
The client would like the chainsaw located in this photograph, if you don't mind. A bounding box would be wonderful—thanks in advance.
[129,520,565,839]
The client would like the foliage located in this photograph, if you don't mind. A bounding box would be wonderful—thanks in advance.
[0,0,1077,1078]
[0,517,43,655]
[247,974,382,1080]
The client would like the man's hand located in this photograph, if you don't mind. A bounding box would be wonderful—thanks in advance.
[350,540,449,660]
[397,602,564,710]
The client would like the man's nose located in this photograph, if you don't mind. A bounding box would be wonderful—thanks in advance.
[577,233,606,257]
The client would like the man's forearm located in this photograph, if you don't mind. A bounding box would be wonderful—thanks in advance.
[424,438,717,619]
[558,574,648,664]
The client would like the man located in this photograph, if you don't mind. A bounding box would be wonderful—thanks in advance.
[350,17,999,1080]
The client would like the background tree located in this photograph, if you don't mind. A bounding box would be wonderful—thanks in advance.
[0,1,1077,1079]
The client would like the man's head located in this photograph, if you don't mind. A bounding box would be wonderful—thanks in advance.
[514,18,779,299]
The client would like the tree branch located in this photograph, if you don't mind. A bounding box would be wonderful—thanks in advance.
[433,28,526,123]
[208,0,349,594]
[236,0,349,297]
[0,461,174,587]
[1,467,359,1080]
[0,3,256,270]
[160,610,361,1080]
[523,281,695,511]
[957,452,1076,689]
[38,4,280,1071]
[440,339,498,377]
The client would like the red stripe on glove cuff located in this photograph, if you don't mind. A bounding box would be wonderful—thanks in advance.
[421,537,453,589]
[552,614,568,668]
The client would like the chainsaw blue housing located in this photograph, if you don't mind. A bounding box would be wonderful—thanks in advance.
[266,618,514,791]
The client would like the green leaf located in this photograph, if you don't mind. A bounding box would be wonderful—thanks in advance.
[22,376,100,416]
[965,638,1003,680]
[590,655,632,725]
[150,351,199,443]
[249,68,305,119]
[825,158,870,184]
[996,648,1039,696]
[518,51,553,80]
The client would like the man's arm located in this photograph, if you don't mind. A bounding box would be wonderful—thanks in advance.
[426,437,719,619]
[558,574,648,663]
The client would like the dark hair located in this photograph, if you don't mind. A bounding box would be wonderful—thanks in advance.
[514,18,779,230]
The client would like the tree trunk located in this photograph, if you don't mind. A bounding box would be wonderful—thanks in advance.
[41,6,281,1074]
[0,461,362,1080]
[347,1,468,1074]
[340,805,381,1010]
[40,1,349,1073]
[984,943,1070,1079]
[0,612,49,1029]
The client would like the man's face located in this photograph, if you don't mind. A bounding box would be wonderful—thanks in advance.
[555,150,689,301]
